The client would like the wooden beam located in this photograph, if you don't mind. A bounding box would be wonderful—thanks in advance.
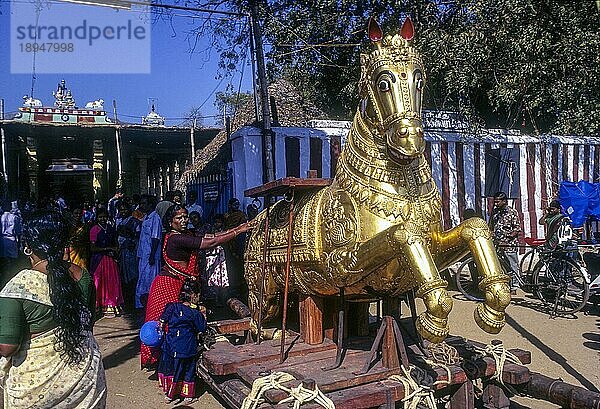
[210,317,251,334]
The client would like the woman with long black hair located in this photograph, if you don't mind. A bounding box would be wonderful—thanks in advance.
[0,209,106,408]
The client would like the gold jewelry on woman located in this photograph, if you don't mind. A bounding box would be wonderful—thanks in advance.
[31,259,47,269]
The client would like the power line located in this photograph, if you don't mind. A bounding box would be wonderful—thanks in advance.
[119,113,221,120]
[260,7,338,67]
[57,0,247,17]
[1,0,244,21]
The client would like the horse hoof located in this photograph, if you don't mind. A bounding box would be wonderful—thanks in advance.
[474,303,505,334]
[415,312,449,343]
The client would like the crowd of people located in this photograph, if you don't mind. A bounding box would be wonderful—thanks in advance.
[0,189,256,405]
[0,187,573,405]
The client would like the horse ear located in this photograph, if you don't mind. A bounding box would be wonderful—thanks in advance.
[400,16,415,40]
[368,17,383,42]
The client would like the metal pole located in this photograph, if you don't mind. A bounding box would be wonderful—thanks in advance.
[112,100,123,187]
[190,118,196,163]
[256,196,271,344]
[248,17,260,126]
[279,189,294,363]
[249,0,274,183]
[0,99,8,196]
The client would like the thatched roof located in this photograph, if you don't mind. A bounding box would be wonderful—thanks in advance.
[175,79,326,190]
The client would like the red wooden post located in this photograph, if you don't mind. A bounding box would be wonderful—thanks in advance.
[381,316,400,370]
[299,294,324,345]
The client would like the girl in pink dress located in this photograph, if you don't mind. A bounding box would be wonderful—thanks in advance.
[89,208,124,317]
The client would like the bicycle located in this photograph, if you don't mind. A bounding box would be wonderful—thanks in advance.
[519,238,545,275]
[455,243,591,316]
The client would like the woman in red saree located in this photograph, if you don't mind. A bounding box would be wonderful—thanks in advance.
[140,204,253,368]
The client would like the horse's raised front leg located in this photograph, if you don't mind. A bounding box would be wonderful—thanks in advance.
[432,217,511,334]
[326,224,453,343]
[389,225,453,343]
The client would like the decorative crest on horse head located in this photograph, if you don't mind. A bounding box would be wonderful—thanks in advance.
[244,16,511,344]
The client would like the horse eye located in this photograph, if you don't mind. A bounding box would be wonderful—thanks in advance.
[378,79,390,92]
[416,78,423,91]
[415,71,423,91]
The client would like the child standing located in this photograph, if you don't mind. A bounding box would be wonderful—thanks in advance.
[157,280,206,402]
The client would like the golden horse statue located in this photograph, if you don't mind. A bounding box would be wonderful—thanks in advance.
[244,17,511,343]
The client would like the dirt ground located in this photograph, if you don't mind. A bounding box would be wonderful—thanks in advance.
[96,290,600,409]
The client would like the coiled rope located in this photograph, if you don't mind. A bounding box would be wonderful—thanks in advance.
[241,371,335,409]
[425,341,461,387]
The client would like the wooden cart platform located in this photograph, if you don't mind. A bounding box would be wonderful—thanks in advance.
[197,319,532,409]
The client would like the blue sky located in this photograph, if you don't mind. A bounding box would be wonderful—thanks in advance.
[0,0,254,127]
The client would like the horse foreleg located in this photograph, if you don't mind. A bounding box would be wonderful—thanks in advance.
[398,239,453,343]
[433,217,510,334]
[463,219,511,334]
[326,226,452,343]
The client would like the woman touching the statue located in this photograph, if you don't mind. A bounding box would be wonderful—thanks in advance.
[140,204,253,368]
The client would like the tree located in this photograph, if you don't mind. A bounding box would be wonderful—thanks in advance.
[214,90,253,117]
[181,106,205,127]
[188,0,600,135]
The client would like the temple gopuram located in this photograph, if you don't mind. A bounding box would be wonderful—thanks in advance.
[0,80,219,205]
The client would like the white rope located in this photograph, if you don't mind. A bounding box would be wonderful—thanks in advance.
[474,341,523,397]
[474,342,522,387]
[279,383,336,409]
[389,366,437,409]
[241,371,335,409]
[424,359,452,387]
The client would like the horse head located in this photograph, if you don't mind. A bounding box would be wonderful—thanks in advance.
[359,17,425,163]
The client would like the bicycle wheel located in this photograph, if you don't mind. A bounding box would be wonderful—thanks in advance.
[519,248,537,276]
[532,256,590,315]
[455,257,484,302]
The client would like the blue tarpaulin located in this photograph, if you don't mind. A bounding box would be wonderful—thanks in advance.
[560,181,600,227]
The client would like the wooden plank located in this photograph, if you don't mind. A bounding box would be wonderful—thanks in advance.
[461,355,530,384]
[238,347,469,404]
[273,379,405,409]
[449,380,475,409]
[245,177,332,198]
[220,379,251,408]
[482,383,511,409]
[210,317,251,334]
[299,294,324,345]
[272,368,468,409]
[450,337,531,364]
[202,335,337,375]
[239,349,399,404]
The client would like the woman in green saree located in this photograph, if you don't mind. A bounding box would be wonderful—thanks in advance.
[0,209,106,408]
